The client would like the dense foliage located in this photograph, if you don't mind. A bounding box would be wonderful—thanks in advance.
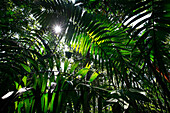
[0,0,170,112]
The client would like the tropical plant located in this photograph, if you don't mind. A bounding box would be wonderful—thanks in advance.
[0,0,170,112]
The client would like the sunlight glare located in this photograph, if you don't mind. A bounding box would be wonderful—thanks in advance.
[2,91,14,99]
[71,0,75,3]
[54,25,62,34]
[72,0,75,3]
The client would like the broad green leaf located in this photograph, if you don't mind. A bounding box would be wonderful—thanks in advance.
[89,72,99,82]
[90,0,96,2]
[76,68,89,78]
[21,63,31,73]
[120,50,131,55]
[64,59,69,73]
[15,101,18,110]
[49,93,56,112]
[18,101,23,113]
[18,85,22,90]
[41,73,48,93]
[14,81,19,90]
[56,92,62,113]
[85,63,91,69]
[41,80,46,93]
[44,93,48,113]
[28,98,35,113]
[70,62,79,73]
[25,99,30,113]
[22,76,27,87]
[41,94,45,111]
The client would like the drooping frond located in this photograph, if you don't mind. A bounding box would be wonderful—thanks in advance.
[1,0,169,112]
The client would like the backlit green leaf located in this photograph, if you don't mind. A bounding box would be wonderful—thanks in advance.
[22,76,27,87]
[21,63,31,73]
[89,72,99,82]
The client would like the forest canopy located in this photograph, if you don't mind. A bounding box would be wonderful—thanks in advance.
[0,0,170,112]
